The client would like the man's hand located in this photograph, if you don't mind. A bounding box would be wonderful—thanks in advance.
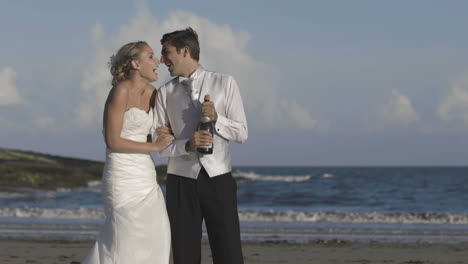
[201,95,217,122]
[186,130,213,152]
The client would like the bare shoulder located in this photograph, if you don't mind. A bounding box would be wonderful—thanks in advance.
[113,81,131,96]
[106,81,130,107]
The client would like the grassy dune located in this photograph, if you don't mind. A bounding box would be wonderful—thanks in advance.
[0,147,167,189]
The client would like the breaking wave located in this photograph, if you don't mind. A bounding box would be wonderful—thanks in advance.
[238,210,468,224]
[2,207,468,225]
[232,171,323,182]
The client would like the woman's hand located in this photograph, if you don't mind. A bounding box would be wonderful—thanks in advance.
[154,133,175,151]
[156,124,173,137]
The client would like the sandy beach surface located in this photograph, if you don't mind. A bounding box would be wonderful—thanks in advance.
[1,239,467,264]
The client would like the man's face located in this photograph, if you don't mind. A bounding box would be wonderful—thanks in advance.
[161,43,185,77]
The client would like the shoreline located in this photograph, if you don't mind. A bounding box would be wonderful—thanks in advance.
[1,239,468,264]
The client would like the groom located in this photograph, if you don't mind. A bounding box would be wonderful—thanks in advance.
[153,27,248,264]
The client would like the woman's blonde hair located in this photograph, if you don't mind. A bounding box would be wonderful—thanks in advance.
[109,41,149,86]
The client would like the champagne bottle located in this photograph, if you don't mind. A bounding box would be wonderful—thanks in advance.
[197,98,214,155]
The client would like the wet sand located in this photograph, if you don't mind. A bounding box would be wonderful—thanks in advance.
[1,239,468,264]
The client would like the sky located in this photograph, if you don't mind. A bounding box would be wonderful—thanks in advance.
[1,0,468,166]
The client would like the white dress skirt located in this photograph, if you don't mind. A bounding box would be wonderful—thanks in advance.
[83,108,170,264]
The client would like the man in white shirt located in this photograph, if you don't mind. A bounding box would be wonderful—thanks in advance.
[153,27,248,264]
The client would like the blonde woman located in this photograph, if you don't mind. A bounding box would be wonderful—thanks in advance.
[83,41,172,263]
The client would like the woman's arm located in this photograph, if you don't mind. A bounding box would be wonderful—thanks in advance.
[104,83,174,153]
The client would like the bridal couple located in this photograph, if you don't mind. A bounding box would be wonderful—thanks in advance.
[82,27,248,264]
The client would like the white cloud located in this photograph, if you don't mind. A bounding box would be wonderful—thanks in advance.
[263,98,327,130]
[0,67,23,105]
[0,67,60,133]
[438,74,468,125]
[75,8,320,130]
[378,89,419,127]
[288,101,324,129]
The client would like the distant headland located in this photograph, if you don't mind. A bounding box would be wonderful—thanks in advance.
[0,147,168,190]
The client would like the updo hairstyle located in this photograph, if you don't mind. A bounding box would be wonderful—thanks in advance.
[109,41,149,86]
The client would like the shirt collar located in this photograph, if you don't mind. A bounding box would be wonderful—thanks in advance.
[178,65,204,83]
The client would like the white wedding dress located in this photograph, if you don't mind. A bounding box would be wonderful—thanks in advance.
[83,107,170,264]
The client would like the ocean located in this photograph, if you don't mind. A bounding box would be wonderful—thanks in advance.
[1,166,468,243]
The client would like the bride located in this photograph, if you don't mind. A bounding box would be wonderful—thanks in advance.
[83,41,173,263]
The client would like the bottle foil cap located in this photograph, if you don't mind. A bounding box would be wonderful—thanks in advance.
[200,116,211,123]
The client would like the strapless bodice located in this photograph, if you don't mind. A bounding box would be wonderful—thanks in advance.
[103,107,157,202]
[120,107,153,142]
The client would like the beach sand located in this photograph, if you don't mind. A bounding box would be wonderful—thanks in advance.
[1,239,467,264]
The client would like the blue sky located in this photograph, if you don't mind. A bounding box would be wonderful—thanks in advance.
[1,1,468,166]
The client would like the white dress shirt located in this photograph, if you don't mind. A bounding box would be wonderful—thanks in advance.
[153,66,248,179]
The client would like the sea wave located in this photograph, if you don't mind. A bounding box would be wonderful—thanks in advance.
[0,207,104,219]
[2,207,468,225]
[239,210,468,224]
[232,171,316,182]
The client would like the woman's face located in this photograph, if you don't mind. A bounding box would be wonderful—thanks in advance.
[136,45,160,82]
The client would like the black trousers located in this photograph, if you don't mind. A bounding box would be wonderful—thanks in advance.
[166,168,244,264]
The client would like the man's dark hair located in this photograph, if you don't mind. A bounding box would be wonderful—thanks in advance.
[161,27,200,61]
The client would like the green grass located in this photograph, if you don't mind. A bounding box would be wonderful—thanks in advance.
[0,149,57,163]
[0,147,167,189]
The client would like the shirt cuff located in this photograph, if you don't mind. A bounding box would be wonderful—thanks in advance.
[214,114,230,137]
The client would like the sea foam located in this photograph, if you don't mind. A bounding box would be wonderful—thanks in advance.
[2,207,468,225]
[232,171,314,182]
